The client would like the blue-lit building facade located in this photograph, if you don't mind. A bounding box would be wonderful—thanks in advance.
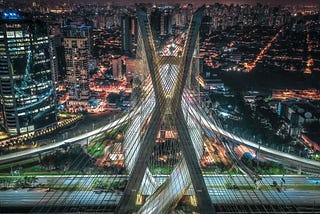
[0,11,56,136]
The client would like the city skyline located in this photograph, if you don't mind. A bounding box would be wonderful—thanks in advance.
[113,0,320,6]
[3,0,320,7]
[0,2,319,213]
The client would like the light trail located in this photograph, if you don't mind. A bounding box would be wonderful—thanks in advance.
[0,113,130,163]
[1,95,319,172]
[188,102,320,170]
[244,28,283,72]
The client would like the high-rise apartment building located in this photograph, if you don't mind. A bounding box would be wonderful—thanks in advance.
[149,6,173,38]
[121,15,132,55]
[62,25,91,103]
[0,11,56,136]
[121,15,137,55]
[160,7,173,36]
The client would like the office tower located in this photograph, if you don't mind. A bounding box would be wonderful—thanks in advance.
[49,34,66,83]
[121,15,137,56]
[97,14,106,29]
[0,11,57,136]
[121,15,131,55]
[160,7,173,36]
[149,6,161,38]
[149,6,173,39]
[62,25,91,103]
[112,55,124,80]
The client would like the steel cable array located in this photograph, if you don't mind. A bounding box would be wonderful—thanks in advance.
[184,91,298,213]
[30,5,311,214]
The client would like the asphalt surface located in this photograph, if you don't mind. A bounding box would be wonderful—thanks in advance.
[1,188,319,205]
[0,112,127,164]
[0,188,319,210]
[36,111,120,146]
[1,175,320,213]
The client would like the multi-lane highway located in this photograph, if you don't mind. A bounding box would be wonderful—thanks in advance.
[30,174,320,190]
[1,185,319,212]
[0,113,129,164]
[1,104,320,175]
[186,96,320,173]
[1,103,316,214]
[1,188,319,207]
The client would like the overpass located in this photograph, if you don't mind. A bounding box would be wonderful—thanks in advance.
[1,96,319,172]
[1,8,320,213]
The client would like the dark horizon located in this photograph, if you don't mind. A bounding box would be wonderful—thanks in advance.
[90,0,320,7]
[5,0,320,7]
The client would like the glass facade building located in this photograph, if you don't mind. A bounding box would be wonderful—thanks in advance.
[0,11,56,136]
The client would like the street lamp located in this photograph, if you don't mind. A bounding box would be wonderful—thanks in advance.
[26,120,29,136]
[256,140,261,169]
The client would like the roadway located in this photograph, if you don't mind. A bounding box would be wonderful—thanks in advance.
[1,92,320,175]
[0,188,319,212]
[1,188,319,206]
[186,96,320,173]
[0,113,129,164]
[7,174,317,188]
[1,175,320,212]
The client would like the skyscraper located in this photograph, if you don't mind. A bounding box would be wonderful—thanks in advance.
[0,11,57,136]
[111,55,124,80]
[121,15,132,55]
[149,6,161,38]
[62,25,91,103]
[121,15,137,55]
[149,6,173,39]
[160,7,173,36]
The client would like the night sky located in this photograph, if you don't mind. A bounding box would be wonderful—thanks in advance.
[8,0,319,7]
[34,0,317,7]
[106,0,320,6]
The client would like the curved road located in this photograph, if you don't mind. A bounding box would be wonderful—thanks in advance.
[1,99,320,174]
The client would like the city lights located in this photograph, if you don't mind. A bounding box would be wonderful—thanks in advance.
[0,1,320,213]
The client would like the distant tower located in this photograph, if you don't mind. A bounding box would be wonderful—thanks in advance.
[121,15,132,55]
[149,6,161,38]
[111,56,124,80]
[0,11,57,136]
[49,33,66,84]
[62,25,91,103]
[160,7,173,36]
[150,6,173,39]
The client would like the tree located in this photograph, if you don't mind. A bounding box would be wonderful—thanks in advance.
[14,177,24,188]
[29,176,38,187]
[0,177,5,189]
[4,177,14,189]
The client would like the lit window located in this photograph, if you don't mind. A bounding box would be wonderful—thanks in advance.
[15,31,23,38]
[6,31,15,38]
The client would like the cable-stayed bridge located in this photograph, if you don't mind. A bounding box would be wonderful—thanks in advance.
[1,5,320,214]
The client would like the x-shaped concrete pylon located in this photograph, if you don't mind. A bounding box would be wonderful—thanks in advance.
[115,6,215,214]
